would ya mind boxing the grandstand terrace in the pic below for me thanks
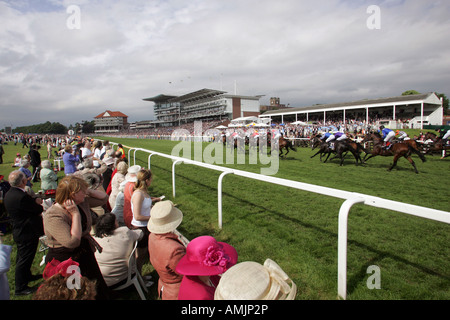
[261,92,444,130]
[140,88,261,129]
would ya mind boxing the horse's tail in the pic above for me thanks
[408,144,426,162]
[355,142,369,154]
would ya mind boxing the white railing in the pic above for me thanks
[104,140,450,300]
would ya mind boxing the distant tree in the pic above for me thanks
[402,90,421,96]
[13,122,67,134]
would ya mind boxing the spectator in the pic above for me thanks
[93,141,102,168]
[101,156,115,192]
[123,165,141,229]
[33,258,96,300]
[214,258,297,300]
[93,213,143,288]
[47,141,53,159]
[108,161,127,210]
[100,140,111,159]
[176,236,238,300]
[19,159,33,188]
[111,180,127,226]
[147,200,185,300]
[117,144,126,161]
[43,175,110,299]
[62,145,80,176]
[12,153,21,167]
[74,157,108,218]
[131,169,162,272]
[3,170,44,296]
[80,140,93,160]
[0,233,13,300]
[0,143,4,164]
[28,144,42,182]
[39,160,58,192]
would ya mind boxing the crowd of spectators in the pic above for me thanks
[0,134,296,300]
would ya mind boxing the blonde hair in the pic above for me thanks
[116,161,128,175]
[134,169,152,191]
[55,175,89,205]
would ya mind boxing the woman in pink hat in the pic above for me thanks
[176,235,238,300]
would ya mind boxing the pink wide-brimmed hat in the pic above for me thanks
[176,236,238,276]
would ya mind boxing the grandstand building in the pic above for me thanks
[260,92,444,129]
[94,110,129,133]
[140,88,261,128]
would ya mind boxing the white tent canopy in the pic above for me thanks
[291,121,308,126]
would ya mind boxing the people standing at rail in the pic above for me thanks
[379,126,395,149]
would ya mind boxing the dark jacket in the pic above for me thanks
[4,187,44,242]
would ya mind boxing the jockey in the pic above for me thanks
[320,131,332,141]
[395,130,409,141]
[326,131,347,143]
[437,128,450,139]
[379,126,395,149]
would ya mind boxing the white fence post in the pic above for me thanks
[172,160,184,198]
[337,197,365,300]
[218,171,234,229]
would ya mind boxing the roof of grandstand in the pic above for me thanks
[263,92,442,116]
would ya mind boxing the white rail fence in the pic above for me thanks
[104,141,450,300]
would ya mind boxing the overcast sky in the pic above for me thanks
[1,0,449,128]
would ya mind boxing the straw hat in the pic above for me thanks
[82,173,101,190]
[147,200,183,234]
[127,165,141,175]
[175,236,238,276]
[214,259,297,300]
[103,157,115,166]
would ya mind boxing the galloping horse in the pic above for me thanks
[362,132,426,173]
[310,136,334,162]
[310,136,366,165]
[327,140,366,166]
[274,136,297,158]
[420,132,450,157]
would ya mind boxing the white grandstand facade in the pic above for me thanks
[139,88,261,129]
[261,92,444,129]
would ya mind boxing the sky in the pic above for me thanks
[1,0,449,129]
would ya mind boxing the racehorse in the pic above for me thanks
[278,136,297,158]
[327,140,366,166]
[270,136,297,158]
[362,132,426,173]
[310,136,366,165]
[310,136,334,162]
[420,132,450,157]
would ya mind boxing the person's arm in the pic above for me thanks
[63,200,82,242]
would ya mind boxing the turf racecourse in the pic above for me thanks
[1,136,449,300]
[98,136,449,300]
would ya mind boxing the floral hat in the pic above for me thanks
[43,258,81,280]
[176,236,238,276]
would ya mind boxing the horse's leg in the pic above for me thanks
[311,150,321,158]
[388,154,401,171]
[404,155,419,173]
